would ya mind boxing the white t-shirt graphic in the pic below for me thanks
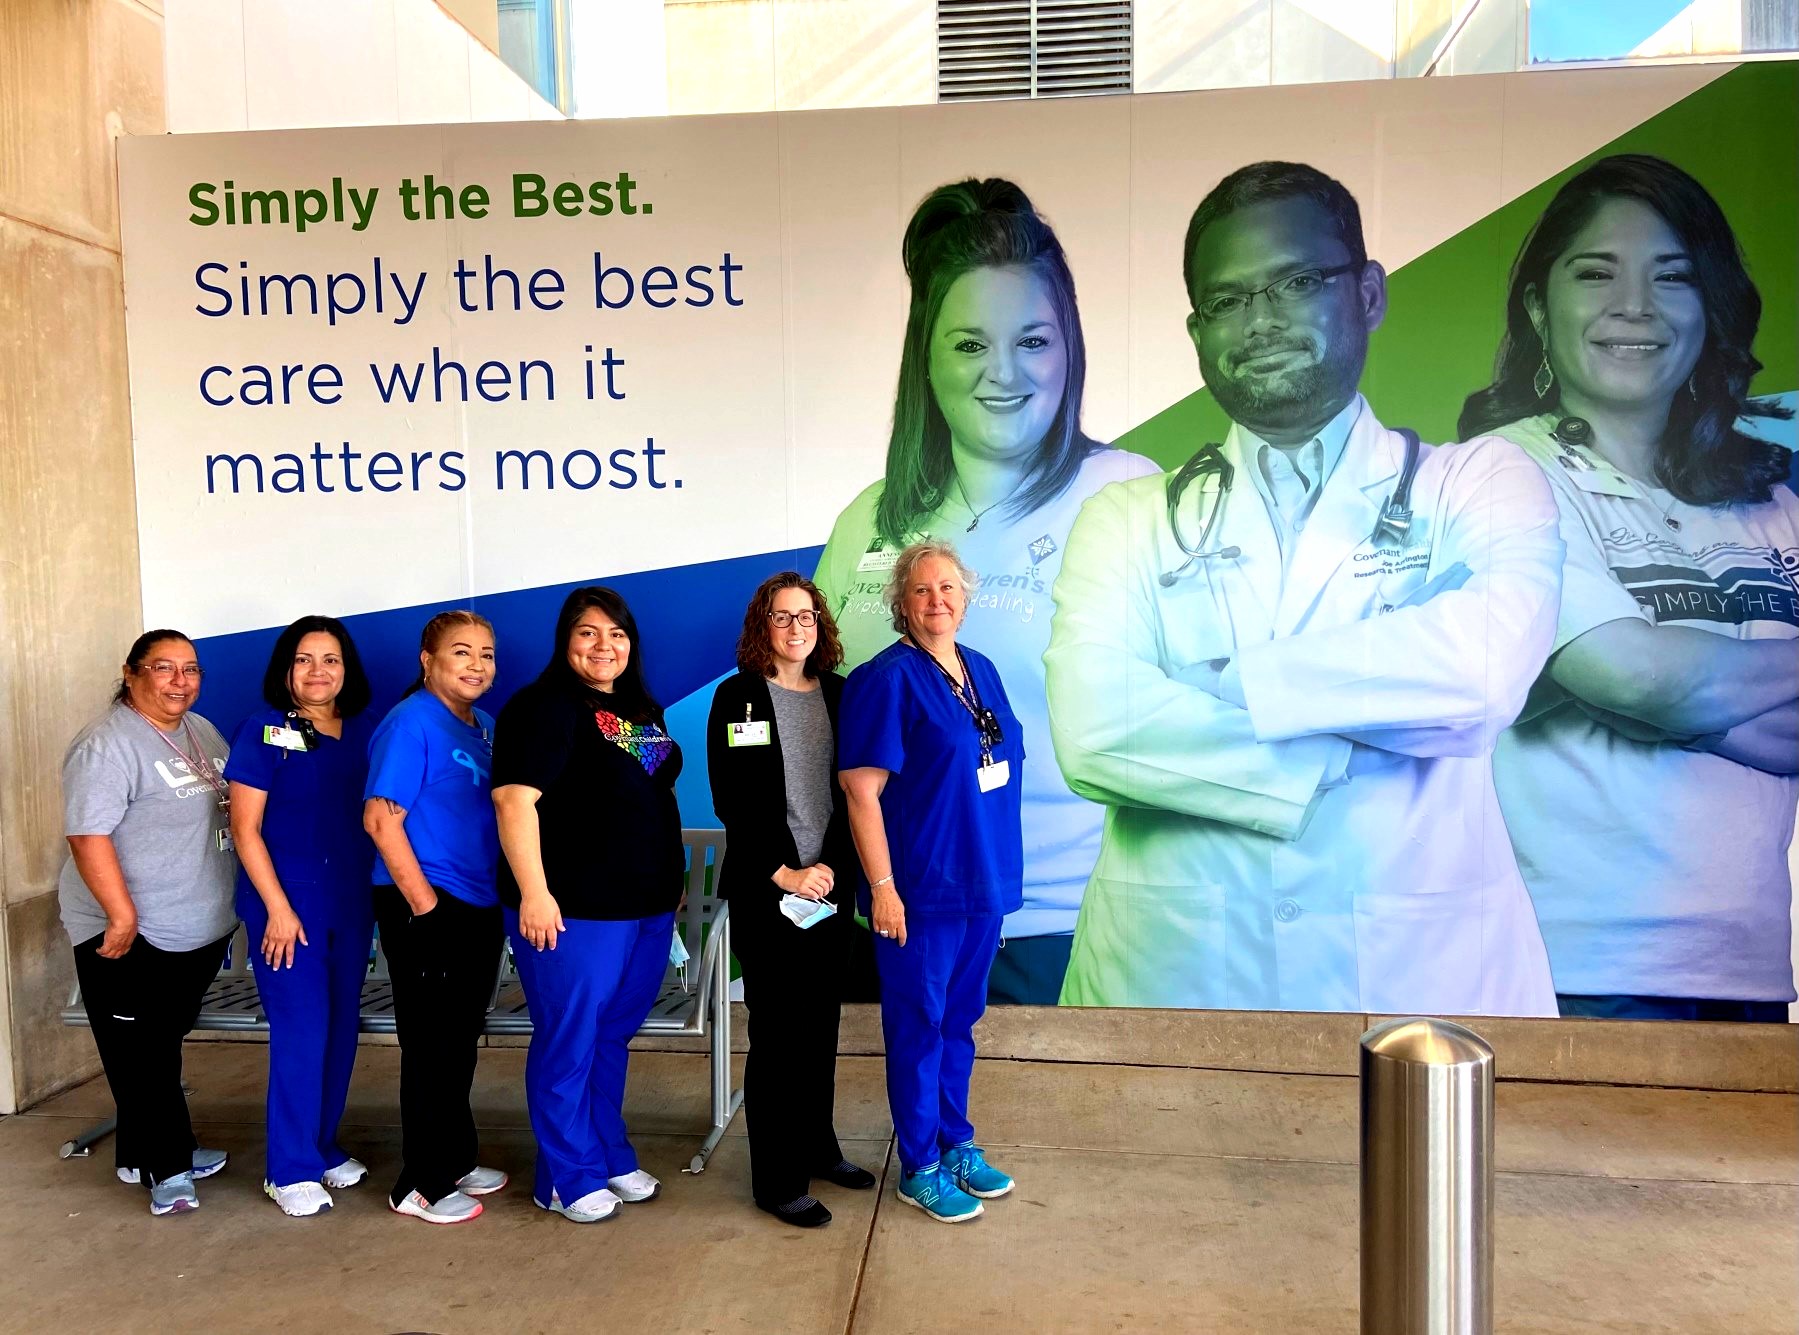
[1493,414,1799,1002]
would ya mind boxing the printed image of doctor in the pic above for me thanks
[1045,160,1566,1014]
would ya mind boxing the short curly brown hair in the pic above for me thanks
[734,572,845,679]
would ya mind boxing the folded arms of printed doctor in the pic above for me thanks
[1233,439,1564,758]
[1044,481,1348,842]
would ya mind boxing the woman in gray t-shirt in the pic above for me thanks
[60,630,238,1216]
[707,574,872,1229]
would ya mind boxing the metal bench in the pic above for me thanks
[59,829,742,1175]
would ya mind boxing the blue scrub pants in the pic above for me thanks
[240,884,372,1188]
[506,909,676,1206]
[875,913,1002,1175]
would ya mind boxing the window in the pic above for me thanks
[937,0,1133,103]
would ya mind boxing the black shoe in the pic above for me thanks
[757,1195,832,1228]
[815,1160,877,1190]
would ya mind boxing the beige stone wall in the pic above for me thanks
[0,0,164,1112]
[664,0,934,115]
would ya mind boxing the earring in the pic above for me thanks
[1533,353,1554,401]
[1687,373,1699,401]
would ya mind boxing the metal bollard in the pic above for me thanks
[1360,1017,1494,1335]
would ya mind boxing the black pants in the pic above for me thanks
[374,886,504,1205]
[734,892,848,1205]
[73,930,231,1185]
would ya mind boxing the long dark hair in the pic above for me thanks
[403,609,495,697]
[734,572,844,680]
[259,615,372,717]
[114,629,193,703]
[1458,153,1790,505]
[874,177,1104,549]
[538,586,663,724]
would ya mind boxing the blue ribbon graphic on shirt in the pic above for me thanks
[451,748,489,786]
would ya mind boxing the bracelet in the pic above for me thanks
[869,873,894,890]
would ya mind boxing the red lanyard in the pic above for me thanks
[132,708,230,809]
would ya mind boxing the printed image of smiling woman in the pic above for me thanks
[811,177,1158,1006]
[1459,152,1790,503]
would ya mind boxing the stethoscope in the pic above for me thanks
[1159,430,1425,587]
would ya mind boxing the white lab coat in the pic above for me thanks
[1045,401,1563,1015]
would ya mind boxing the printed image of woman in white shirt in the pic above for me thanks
[814,177,1155,1005]
[1462,153,1799,1022]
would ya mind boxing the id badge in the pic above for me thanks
[263,725,306,751]
[728,721,771,747]
[216,827,234,853]
[977,759,1010,793]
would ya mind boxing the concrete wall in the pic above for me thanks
[0,0,167,1114]
[163,0,562,134]
[664,0,935,115]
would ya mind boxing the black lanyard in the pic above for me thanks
[904,637,1001,763]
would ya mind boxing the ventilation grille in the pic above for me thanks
[938,0,1132,103]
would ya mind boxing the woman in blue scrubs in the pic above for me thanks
[839,539,1025,1224]
[493,588,684,1224]
[227,616,377,1218]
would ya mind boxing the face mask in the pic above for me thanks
[669,928,691,990]
[779,894,839,930]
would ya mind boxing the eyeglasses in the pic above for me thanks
[144,662,204,680]
[768,610,820,629]
[1194,262,1363,325]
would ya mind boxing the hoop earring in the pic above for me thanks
[1533,353,1554,401]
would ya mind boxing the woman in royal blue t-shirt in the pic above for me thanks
[363,610,506,1226]
[839,539,1025,1225]
[226,616,377,1219]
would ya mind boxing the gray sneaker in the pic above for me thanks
[118,1147,228,1186]
[149,1171,199,1216]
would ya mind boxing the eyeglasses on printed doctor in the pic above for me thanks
[767,610,820,628]
[143,662,204,680]
[1194,262,1363,325]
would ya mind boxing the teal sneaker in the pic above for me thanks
[944,1143,1013,1199]
[896,1164,983,1223]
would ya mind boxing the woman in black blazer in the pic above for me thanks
[708,572,875,1227]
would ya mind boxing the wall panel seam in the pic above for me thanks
[0,211,122,257]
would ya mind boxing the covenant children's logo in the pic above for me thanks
[1028,534,1058,563]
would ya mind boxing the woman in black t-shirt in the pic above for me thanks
[492,587,684,1225]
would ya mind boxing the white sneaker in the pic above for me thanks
[390,1189,482,1225]
[322,1158,367,1189]
[454,1166,508,1196]
[607,1169,661,1203]
[118,1148,228,1186]
[265,1180,333,1217]
[534,1187,621,1223]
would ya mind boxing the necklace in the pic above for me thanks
[953,475,1011,533]
[130,707,230,810]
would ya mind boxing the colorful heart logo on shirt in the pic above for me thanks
[595,709,675,775]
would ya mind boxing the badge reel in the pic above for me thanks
[974,705,1009,794]
[727,702,770,748]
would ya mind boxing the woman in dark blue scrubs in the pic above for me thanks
[226,616,377,1218]
[839,540,1025,1225]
